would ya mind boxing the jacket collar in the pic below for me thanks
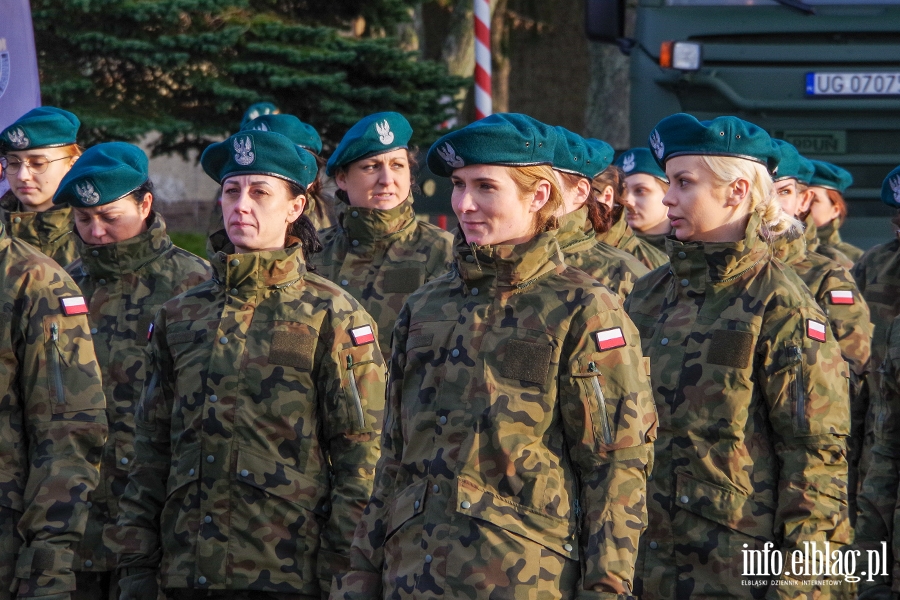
[77,212,171,279]
[803,214,820,253]
[555,206,595,254]
[770,227,807,266]
[338,194,416,251]
[817,217,843,247]
[455,229,566,295]
[1,192,73,244]
[596,208,635,248]
[208,230,307,292]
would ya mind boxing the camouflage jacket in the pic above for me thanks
[625,216,852,599]
[0,221,107,599]
[309,196,454,362]
[556,206,649,302]
[818,218,864,265]
[636,231,669,253]
[596,210,668,270]
[333,231,658,600]
[0,191,78,267]
[115,232,385,597]
[806,215,854,270]
[856,312,900,596]
[65,213,211,573]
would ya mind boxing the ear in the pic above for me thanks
[529,180,552,214]
[724,177,751,208]
[334,170,348,192]
[575,177,592,205]
[599,185,615,209]
[798,188,814,214]
[138,192,153,220]
[286,194,307,224]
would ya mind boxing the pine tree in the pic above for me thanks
[31,0,466,156]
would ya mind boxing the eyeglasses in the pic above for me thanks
[3,155,73,175]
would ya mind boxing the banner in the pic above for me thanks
[0,0,42,194]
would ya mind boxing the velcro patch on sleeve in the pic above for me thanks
[807,319,827,342]
[499,340,552,385]
[350,325,376,346]
[828,290,854,305]
[382,268,424,294]
[269,331,316,371]
[61,296,89,316]
[594,327,626,351]
[707,330,754,369]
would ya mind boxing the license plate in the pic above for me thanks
[807,72,900,96]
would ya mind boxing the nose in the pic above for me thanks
[89,219,107,242]
[661,188,676,207]
[451,187,476,217]
[232,189,253,213]
[14,164,32,181]
[376,164,393,186]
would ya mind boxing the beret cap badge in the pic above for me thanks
[437,143,465,169]
[890,174,900,205]
[75,181,101,206]
[233,136,255,167]
[649,130,664,160]
[622,153,636,172]
[375,120,394,145]
[7,128,29,149]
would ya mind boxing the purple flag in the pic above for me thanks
[0,0,41,194]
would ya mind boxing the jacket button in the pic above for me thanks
[461,501,471,509]
[439,416,447,425]
[230,259,240,267]
[86,501,93,508]
[465,255,475,263]
[219,336,228,344]
[341,280,349,286]
[90,328,98,335]
[204,515,212,523]
[84,560,93,568]
[351,211,359,218]
[120,457,129,465]
[210,395,218,402]
[678,252,686,259]
[207,455,215,463]
[451,349,460,358]
[470,288,479,296]
[91,250,100,257]
[680,279,689,287]
[198,577,207,585]
[649,541,659,549]
[414,500,420,510]
[660,338,668,346]
[240,469,249,477]
[680,495,689,504]
[647,474,653,481]
[351,239,360,247]
[424,555,433,563]
[230,288,238,295]
[13,217,21,224]
[432,484,439,494]
[563,544,573,552]
[189,469,195,476]
[98,279,107,285]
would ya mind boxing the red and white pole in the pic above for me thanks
[474,0,492,120]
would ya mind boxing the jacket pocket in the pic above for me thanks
[455,475,578,560]
[674,471,775,541]
[572,365,614,448]
[385,480,427,541]
[234,446,324,514]
[43,317,67,412]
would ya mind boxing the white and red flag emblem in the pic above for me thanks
[594,327,626,351]
[807,319,827,342]
[350,325,375,346]
[61,296,88,316]
[828,290,854,305]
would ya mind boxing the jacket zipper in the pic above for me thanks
[789,346,808,432]
[142,354,159,407]
[49,322,65,405]
[588,362,613,445]
[346,355,366,430]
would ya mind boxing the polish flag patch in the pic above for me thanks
[147,322,155,341]
[807,319,827,342]
[60,296,88,316]
[829,290,854,305]
[350,325,375,346]
[595,327,627,351]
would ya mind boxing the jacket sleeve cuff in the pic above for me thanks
[110,525,160,562]
[14,546,76,598]
[329,569,381,600]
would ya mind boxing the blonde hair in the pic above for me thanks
[699,155,802,241]
[507,164,563,236]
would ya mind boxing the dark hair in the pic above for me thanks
[130,179,155,204]
[283,179,323,262]
[592,166,627,232]
[557,170,613,234]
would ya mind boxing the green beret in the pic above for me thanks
[325,112,412,177]
[772,140,814,184]
[808,160,853,192]
[614,147,669,183]
[648,113,780,174]
[551,128,612,179]
[53,142,148,208]
[240,102,279,128]
[426,113,557,177]
[242,114,323,155]
[882,166,900,208]
[200,130,317,188]
[1,107,80,152]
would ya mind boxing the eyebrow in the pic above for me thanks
[670,170,692,179]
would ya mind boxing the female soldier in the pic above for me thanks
[334,113,656,600]
[0,106,82,265]
[589,144,668,270]
[551,126,649,301]
[115,130,386,600]
[51,142,212,599]
[626,114,851,598]
[311,112,454,362]
[615,147,671,252]
[807,160,862,267]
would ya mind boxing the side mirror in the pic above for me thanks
[585,0,625,44]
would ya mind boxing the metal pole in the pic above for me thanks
[474,0,492,120]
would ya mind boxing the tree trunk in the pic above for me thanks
[584,42,630,147]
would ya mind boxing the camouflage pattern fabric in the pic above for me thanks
[0,191,78,266]
[556,206,649,302]
[309,195,453,362]
[115,231,385,598]
[625,215,852,599]
[0,220,107,599]
[65,213,211,575]
[307,189,338,232]
[333,230,657,600]
[817,218,864,265]
[595,209,668,270]
[636,231,669,253]
[805,215,853,270]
